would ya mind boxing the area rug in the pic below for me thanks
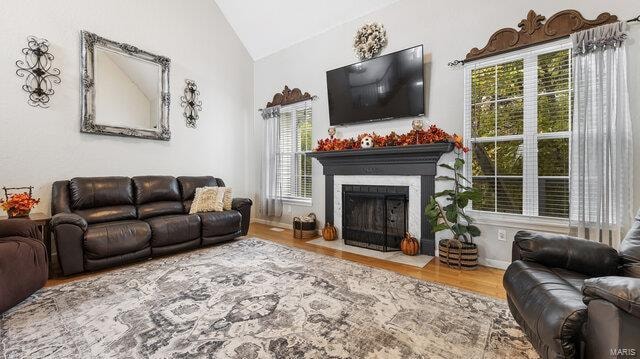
[0,238,537,359]
[307,238,433,268]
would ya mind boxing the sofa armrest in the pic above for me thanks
[232,198,252,236]
[0,219,40,239]
[232,198,253,210]
[583,277,640,318]
[51,213,87,276]
[50,213,88,231]
[513,230,619,277]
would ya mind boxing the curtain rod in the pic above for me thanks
[449,16,639,68]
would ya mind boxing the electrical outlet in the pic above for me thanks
[497,229,507,242]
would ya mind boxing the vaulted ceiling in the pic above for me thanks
[213,0,401,60]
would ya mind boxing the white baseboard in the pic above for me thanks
[251,218,294,229]
[251,218,321,235]
[479,258,510,270]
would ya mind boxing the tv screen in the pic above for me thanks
[326,45,424,126]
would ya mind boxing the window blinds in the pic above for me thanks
[277,100,313,201]
[464,40,571,218]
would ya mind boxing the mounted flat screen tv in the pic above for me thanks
[326,45,424,126]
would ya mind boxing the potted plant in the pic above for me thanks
[1,191,40,218]
[425,136,482,270]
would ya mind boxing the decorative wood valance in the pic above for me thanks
[465,10,618,62]
[266,85,314,108]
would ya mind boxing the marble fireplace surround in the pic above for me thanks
[334,176,420,247]
[308,143,454,255]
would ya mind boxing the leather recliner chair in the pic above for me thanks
[0,219,48,313]
[50,176,252,276]
[504,213,640,359]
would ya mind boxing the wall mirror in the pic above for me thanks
[80,30,171,140]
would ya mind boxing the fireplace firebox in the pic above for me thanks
[342,185,409,252]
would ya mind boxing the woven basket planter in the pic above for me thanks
[438,239,478,270]
[293,214,317,239]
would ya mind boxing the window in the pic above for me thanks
[277,103,313,203]
[464,41,571,219]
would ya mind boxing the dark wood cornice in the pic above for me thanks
[266,85,313,108]
[308,143,454,176]
[466,10,618,62]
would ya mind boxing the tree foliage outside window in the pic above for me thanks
[467,45,571,218]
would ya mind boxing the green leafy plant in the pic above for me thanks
[425,142,482,243]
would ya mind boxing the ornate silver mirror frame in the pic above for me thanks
[80,30,171,140]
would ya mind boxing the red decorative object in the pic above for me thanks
[1,191,40,218]
[314,125,467,152]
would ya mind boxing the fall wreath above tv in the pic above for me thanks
[314,125,467,152]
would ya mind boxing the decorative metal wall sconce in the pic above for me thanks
[15,36,61,107]
[180,79,202,128]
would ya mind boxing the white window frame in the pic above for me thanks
[277,102,313,205]
[463,40,572,225]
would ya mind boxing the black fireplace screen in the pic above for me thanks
[342,185,409,252]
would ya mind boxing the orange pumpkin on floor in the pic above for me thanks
[400,232,420,256]
[322,223,337,241]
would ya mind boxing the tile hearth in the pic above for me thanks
[307,238,433,268]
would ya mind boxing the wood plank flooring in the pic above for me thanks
[249,223,507,299]
[47,222,507,299]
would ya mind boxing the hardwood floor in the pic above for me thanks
[47,222,507,299]
[248,223,507,299]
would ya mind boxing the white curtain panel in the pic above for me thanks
[570,22,633,247]
[261,106,283,217]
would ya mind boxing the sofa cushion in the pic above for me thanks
[198,211,241,237]
[146,214,201,248]
[84,220,151,259]
[74,205,137,224]
[504,260,588,358]
[137,202,184,220]
[133,176,183,219]
[177,176,217,201]
[133,176,181,204]
[70,177,133,210]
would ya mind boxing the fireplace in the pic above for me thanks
[342,185,408,252]
[308,143,454,255]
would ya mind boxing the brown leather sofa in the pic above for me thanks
[0,219,49,314]
[51,176,252,276]
[504,214,640,359]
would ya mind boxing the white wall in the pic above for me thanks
[251,0,640,268]
[0,0,254,214]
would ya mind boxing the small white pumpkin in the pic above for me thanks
[360,136,374,149]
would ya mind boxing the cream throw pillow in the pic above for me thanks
[190,187,224,214]
[221,187,232,211]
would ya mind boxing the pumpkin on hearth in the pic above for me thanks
[322,223,337,241]
[400,232,420,256]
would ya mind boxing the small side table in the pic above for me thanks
[0,213,52,270]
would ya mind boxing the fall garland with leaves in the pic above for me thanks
[314,125,467,152]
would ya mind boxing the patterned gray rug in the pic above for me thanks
[0,238,537,359]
